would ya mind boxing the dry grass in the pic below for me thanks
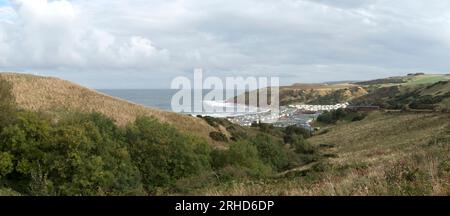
[197,112,450,195]
[0,72,221,145]
[278,85,368,105]
[309,112,448,163]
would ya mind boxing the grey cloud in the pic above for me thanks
[0,0,449,88]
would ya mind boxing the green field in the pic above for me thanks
[406,75,450,85]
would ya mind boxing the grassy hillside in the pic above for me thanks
[229,74,449,106]
[2,72,448,196]
[229,83,368,106]
[353,80,450,110]
[279,84,367,105]
[405,74,450,85]
[355,74,450,87]
[197,112,449,195]
[0,72,218,144]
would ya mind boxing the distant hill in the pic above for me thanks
[279,84,367,105]
[229,83,368,106]
[354,74,450,87]
[0,72,219,144]
[352,79,450,111]
[230,73,450,107]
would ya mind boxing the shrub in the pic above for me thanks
[210,149,229,169]
[317,111,336,124]
[226,141,271,177]
[0,152,13,178]
[250,134,289,171]
[384,161,433,195]
[283,125,312,144]
[125,116,212,192]
[201,116,219,127]
[173,172,218,194]
[209,131,229,142]
[0,79,14,110]
[258,123,274,133]
[291,135,315,155]
[0,111,144,195]
[284,125,311,138]
[217,165,250,181]
[317,108,367,124]
[226,125,248,141]
[351,113,366,122]
[0,79,16,129]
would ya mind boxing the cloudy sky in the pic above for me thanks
[0,0,450,88]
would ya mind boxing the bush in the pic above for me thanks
[0,152,13,178]
[0,111,144,195]
[317,111,336,124]
[0,79,14,110]
[284,125,311,138]
[216,165,251,181]
[209,131,229,142]
[226,141,271,177]
[125,116,212,192]
[351,113,366,122]
[200,116,219,127]
[226,125,248,141]
[0,79,16,129]
[250,134,289,171]
[210,149,229,169]
[258,123,274,133]
[384,161,432,195]
[317,108,367,124]
[291,135,315,155]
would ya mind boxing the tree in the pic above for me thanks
[291,135,315,154]
[0,79,16,129]
[226,141,271,177]
[0,152,13,178]
[0,111,144,195]
[250,134,289,171]
[209,131,229,142]
[284,125,311,138]
[125,116,212,192]
[49,121,143,195]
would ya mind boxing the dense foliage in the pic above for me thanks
[0,111,144,195]
[209,131,229,142]
[317,108,367,124]
[125,117,212,193]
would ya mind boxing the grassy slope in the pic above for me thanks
[230,74,449,107]
[280,84,368,105]
[352,75,450,109]
[356,74,450,87]
[0,72,220,145]
[229,83,368,106]
[309,112,449,164]
[199,112,449,195]
[406,74,450,85]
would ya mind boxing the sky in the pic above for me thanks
[0,0,450,88]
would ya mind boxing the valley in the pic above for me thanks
[0,72,449,196]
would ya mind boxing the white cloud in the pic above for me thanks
[0,0,169,70]
[0,0,450,88]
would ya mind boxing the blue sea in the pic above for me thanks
[98,89,316,127]
[98,89,178,111]
[97,89,257,117]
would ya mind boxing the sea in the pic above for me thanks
[97,89,265,117]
